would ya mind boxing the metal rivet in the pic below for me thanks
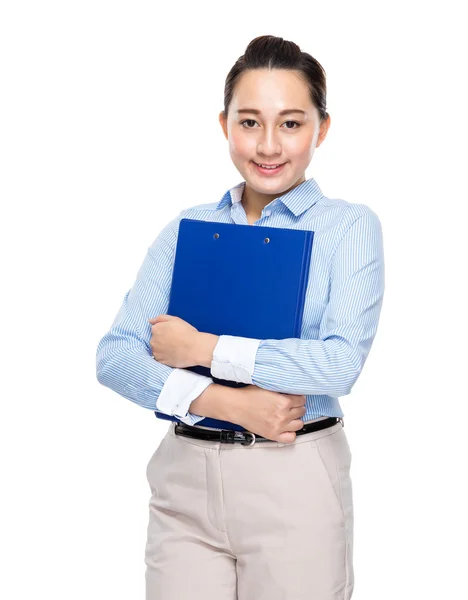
[214,233,219,239]
[264,237,270,243]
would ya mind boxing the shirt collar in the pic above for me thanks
[215,176,324,217]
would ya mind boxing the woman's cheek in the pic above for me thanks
[230,131,254,156]
[288,135,316,162]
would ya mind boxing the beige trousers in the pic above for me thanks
[145,419,354,599]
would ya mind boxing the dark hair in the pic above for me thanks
[222,35,329,123]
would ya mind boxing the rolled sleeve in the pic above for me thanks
[156,368,213,425]
[210,335,262,384]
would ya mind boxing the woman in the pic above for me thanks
[96,35,385,600]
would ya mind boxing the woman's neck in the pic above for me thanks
[241,177,306,218]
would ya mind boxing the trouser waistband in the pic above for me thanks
[174,417,343,447]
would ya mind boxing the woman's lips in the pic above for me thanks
[252,161,286,175]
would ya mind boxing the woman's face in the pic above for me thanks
[219,68,330,194]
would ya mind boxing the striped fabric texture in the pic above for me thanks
[96,177,385,425]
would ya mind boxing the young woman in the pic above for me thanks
[96,35,385,600]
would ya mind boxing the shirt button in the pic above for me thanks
[265,211,271,216]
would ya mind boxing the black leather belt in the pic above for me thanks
[174,417,343,447]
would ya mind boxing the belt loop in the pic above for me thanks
[338,417,344,427]
[220,430,235,444]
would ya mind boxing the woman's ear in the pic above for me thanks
[219,111,228,140]
[316,114,331,148]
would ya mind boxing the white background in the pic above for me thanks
[1,1,467,598]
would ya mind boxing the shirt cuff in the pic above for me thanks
[156,368,213,425]
[210,335,261,384]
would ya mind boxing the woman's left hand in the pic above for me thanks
[148,315,199,368]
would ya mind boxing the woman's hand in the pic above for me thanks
[148,315,199,368]
[235,385,307,444]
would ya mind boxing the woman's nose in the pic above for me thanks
[257,131,281,155]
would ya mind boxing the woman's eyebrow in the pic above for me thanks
[236,108,306,116]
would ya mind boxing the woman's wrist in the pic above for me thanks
[194,332,220,368]
[189,383,246,423]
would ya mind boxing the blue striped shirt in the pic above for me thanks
[96,176,385,426]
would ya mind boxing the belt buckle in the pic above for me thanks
[240,431,256,447]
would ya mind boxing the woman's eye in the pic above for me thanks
[283,120,300,129]
[240,119,258,128]
[239,120,300,129]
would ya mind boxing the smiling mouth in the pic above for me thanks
[253,161,286,168]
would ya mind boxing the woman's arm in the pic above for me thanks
[193,207,385,397]
[96,210,213,425]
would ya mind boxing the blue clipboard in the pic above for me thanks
[155,218,314,430]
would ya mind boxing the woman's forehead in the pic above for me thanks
[230,71,315,119]
[231,69,313,107]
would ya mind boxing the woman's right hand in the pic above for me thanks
[233,385,307,444]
